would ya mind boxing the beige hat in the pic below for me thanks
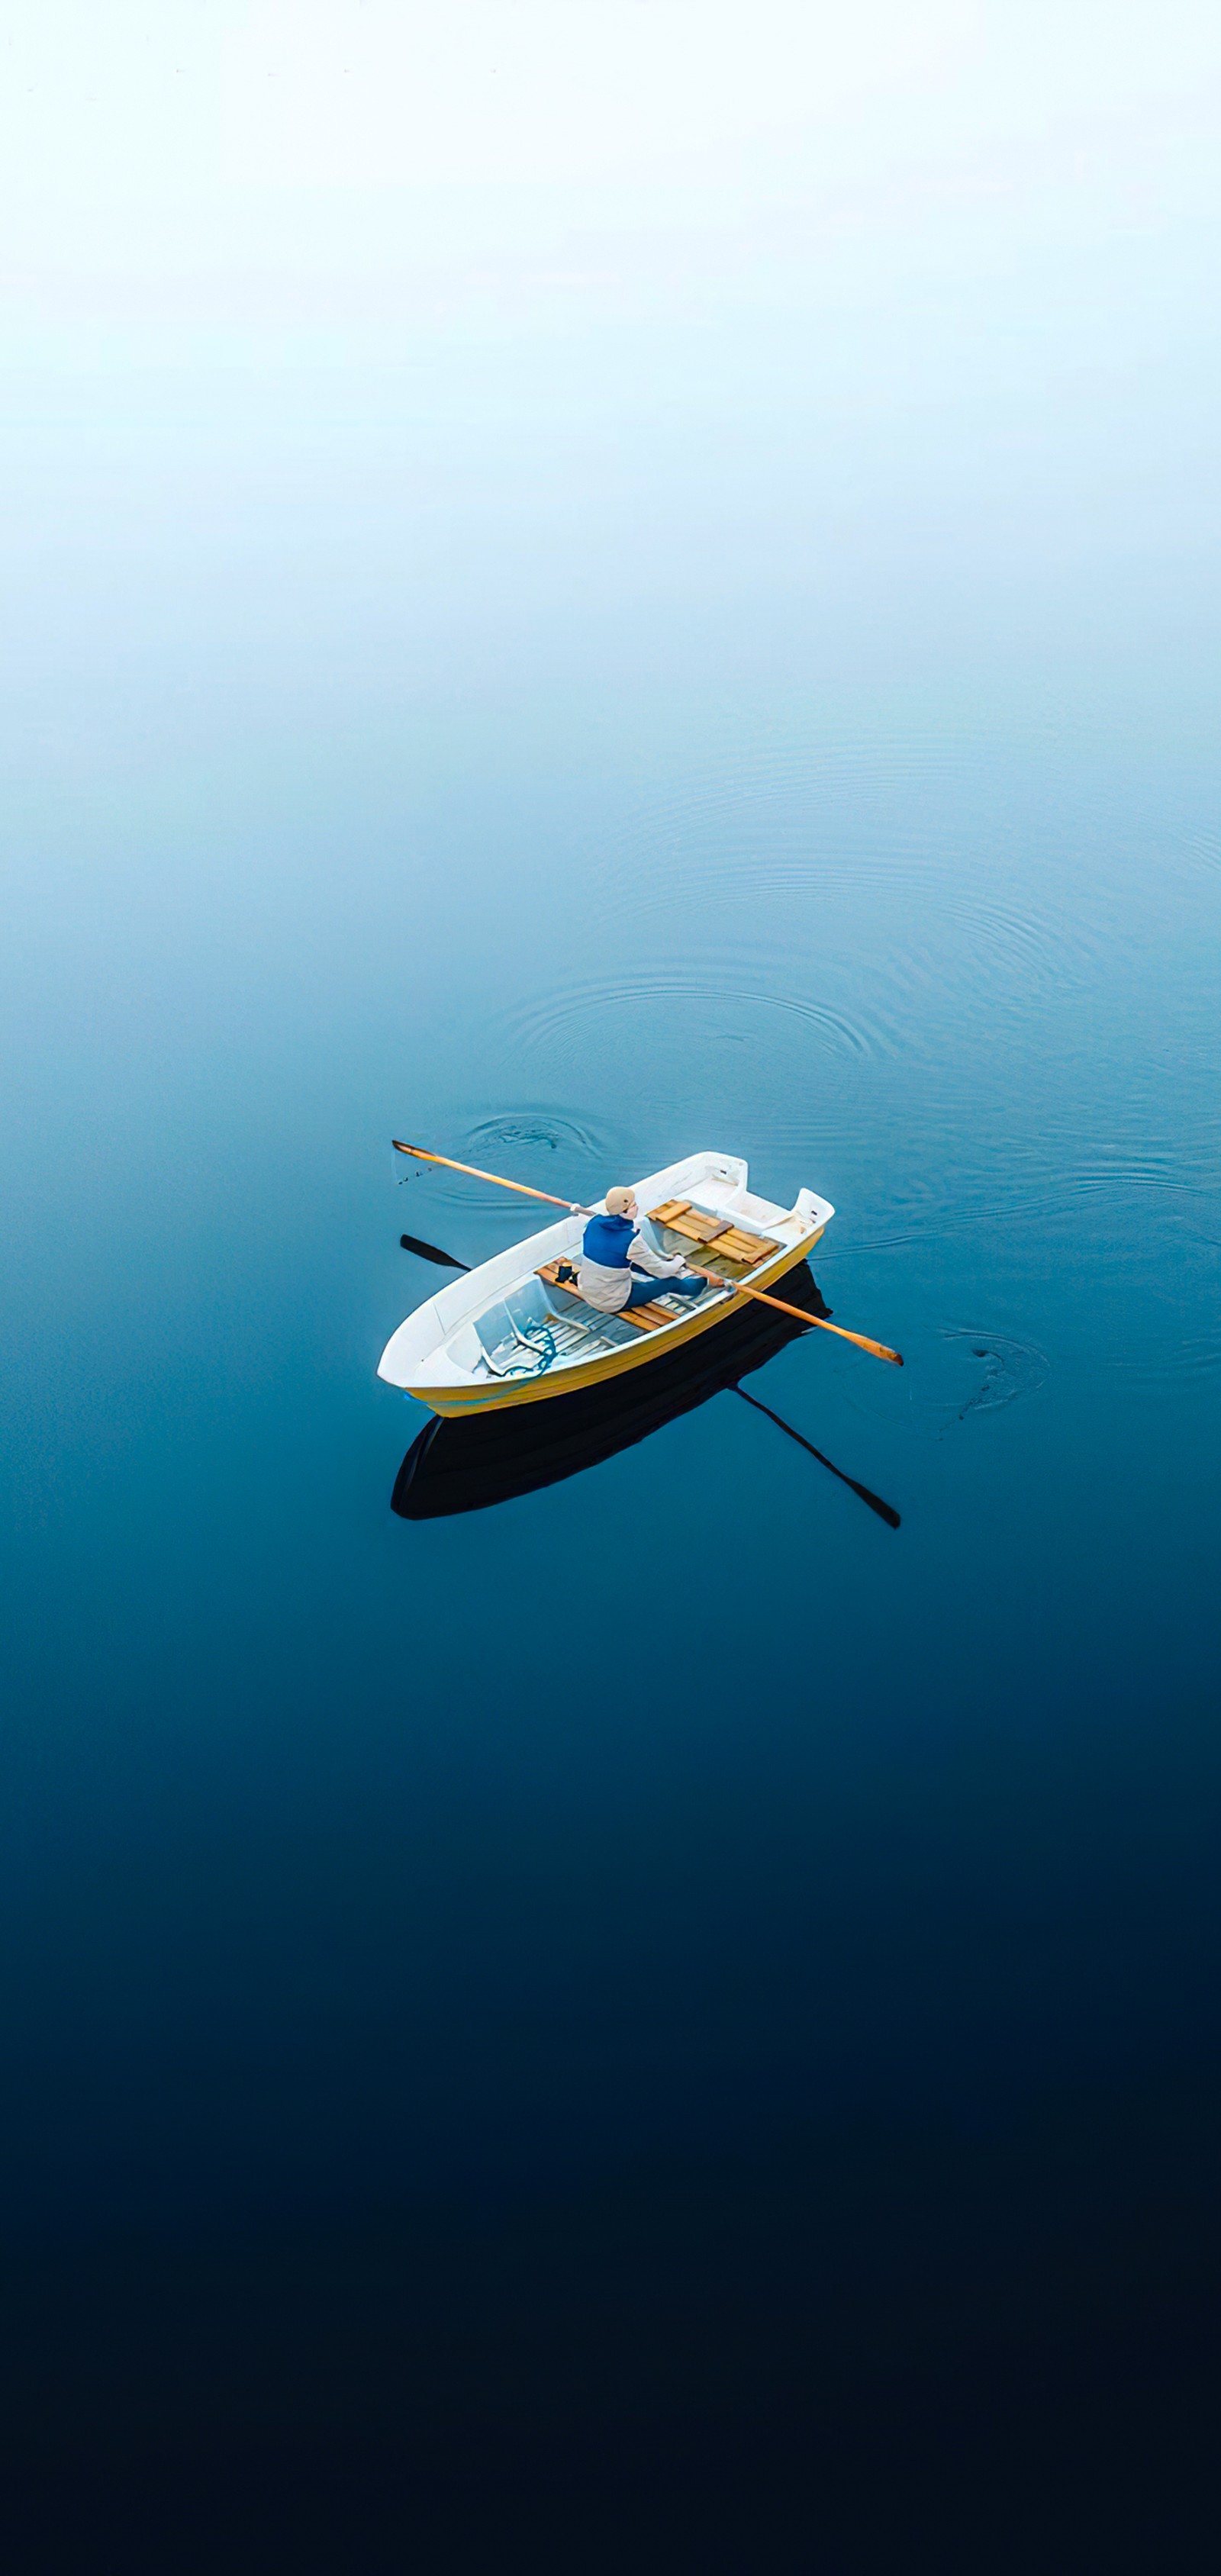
[604,1184,635,1216]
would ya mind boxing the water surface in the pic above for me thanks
[3,21,1220,2566]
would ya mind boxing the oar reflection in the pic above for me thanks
[399,1233,470,1271]
[729,1384,900,1528]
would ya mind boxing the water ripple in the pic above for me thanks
[831,1319,1050,1441]
[396,1106,618,1218]
[846,1164,1221,1256]
[466,1109,610,1160]
[942,1328,1050,1420]
[1107,1335,1221,1381]
[586,736,1113,1014]
[1175,826,1221,877]
[495,972,885,1073]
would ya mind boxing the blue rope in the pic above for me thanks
[498,1318,557,1378]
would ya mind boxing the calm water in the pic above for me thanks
[4,33,1221,2568]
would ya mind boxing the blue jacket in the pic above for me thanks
[582,1212,636,1269]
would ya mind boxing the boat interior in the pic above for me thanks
[463,1261,711,1384]
[377,1154,832,1397]
[447,1170,810,1386]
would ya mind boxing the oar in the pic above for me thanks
[687,1264,903,1366]
[400,1232,471,1272]
[730,1385,900,1528]
[393,1139,588,1216]
[391,1138,902,1367]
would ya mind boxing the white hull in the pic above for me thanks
[378,1151,833,1418]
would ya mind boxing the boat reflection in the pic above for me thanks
[392,1263,840,1520]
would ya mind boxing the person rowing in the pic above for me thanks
[576,1183,706,1315]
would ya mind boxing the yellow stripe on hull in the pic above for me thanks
[412,1231,825,1418]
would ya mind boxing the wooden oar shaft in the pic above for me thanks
[689,1267,903,1366]
[391,1138,903,1366]
[392,1139,587,1215]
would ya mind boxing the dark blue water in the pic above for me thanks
[4,26,1221,2567]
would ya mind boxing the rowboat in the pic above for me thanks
[392,1261,830,1514]
[377,1149,833,1418]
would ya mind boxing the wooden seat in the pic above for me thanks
[648,1196,730,1244]
[535,1257,686,1335]
[699,1225,781,1267]
[647,1199,779,1267]
[620,1298,681,1332]
[536,1257,583,1295]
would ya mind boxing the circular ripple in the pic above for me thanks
[396,1106,620,1222]
[940,1328,1050,1421]
[466,1109,610,1159]
[834,1321,1049,1439]
[581,720,1132,1074]
[495,974,883,1075]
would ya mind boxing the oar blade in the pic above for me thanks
[687,1265,901,1365]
